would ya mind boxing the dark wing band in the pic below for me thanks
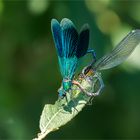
[76,24,90,58]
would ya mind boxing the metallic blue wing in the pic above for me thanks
[76,24,90,58]
[60,18,78,79]
[51,19,63,57]
[51,18,78,79]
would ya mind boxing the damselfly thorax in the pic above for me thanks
[58,78,72,98]
[62,78,72,91]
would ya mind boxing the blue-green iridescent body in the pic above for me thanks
[51,18,94,97]
[58,80,72,97]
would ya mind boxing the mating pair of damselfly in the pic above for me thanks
[51,18,140,99]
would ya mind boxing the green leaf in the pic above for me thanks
[33,72,102,140]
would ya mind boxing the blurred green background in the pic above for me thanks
[0,0,140,139]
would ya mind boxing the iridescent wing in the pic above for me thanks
[93,30,140,71]
[76,24,90,58]
[51,19,63,56]
[51,18,78,79]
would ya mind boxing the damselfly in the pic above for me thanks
[75,29,140,96]
[51,18,96,98]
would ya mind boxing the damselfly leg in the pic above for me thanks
[72,72,104,97]
[58,88,69,104]
[87,49,96,64]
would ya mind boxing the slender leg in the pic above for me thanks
[91,73,104,96]
[58,88,69,104]
[87,49,96,63]
[72,80,96,97]
[72,73,104,97]
[87,97,94,105]
[65,93,69,103]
